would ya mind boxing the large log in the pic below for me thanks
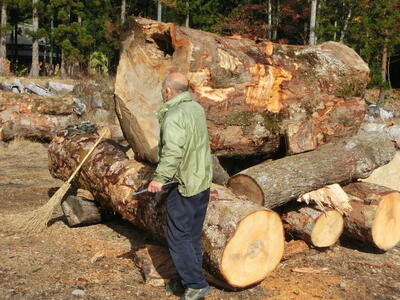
[228,134,396,208]
[0,92,75,141]
[342,182,400,251]
[48,133,285,289]
[115,18,368,163]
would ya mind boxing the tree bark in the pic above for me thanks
[157,1,162,22]
[185,0,189,28]
[267,0,272,40]
[309,0,317,45]
[0,1,8,76]
[342,182,400,251]
[228,134,396,208]
[0,92,75,141]
[30,0,40,77]
[272,0,280,41]
[115,18,369,163]
[121,0,126,24]
[339,6,352,43]
[283,207,344,247]
[48,133,285,289]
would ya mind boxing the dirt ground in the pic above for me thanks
[0,139,399,300]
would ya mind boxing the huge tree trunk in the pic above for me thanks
[342,182,400,251]
[0,1,8,76]
[30,0,40,77]
[283,207,344,248]
[228,134,396,208]
[48,133,285,289]
[0,92,74,141]
[115,18,369,163]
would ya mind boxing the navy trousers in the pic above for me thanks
[166,186,210,289]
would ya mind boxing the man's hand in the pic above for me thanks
[147,181,164,193]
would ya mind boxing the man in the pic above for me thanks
[147,72,213,300]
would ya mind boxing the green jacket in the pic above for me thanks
[153,91,212,197]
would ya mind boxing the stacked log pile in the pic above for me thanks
[44,18,400,290]
[0,92,75,141]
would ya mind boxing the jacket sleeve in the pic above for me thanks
[153,112,186,183]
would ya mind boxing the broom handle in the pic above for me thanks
[66,131,107,184]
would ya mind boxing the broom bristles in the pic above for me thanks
[12,183,71,234]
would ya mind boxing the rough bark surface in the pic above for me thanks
[342,182,400,251]
[228,134,396,208]
[48,133,284,288]
[0,92,75,141]
[115,17,368,163]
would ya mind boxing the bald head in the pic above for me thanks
[162,72,189,102]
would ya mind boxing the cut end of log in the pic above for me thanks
[372,192,400,250]
[228,175,264,206]
[311,210,344,248]
[220,210,284,288]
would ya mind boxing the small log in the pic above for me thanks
[25,82,53,97]
[342,182,400,251]
[134,244,241,291]
[283,207,344,248]
[61,195,105,227]
[48,81,75,94]
[115,18,368,163]
[228,134,396,208]
[48,133,285,289]
[134,244,178,287]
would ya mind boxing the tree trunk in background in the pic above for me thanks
[30,0,39,77]
[309,0,317,45]
[115,18,370,163]
[157,1,162,22]
[48,133,285,289]
[267,0,272,40]
[0,1,8,76]
[228,134,396,208]
[121,0,126,23]
[272,0,280,41]
[185,0,189,28]
[49,16,53,75]
[342,182,400,251]
[340,6,352,43]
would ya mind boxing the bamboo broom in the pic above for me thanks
[16,130,107,234]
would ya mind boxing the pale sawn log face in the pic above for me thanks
[228,134,396,209]
[115,18,368,162]
[48,134,284,288]
[342,182,400,251]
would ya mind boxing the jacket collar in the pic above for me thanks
[156,91,192,122]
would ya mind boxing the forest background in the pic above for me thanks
[0,0,399,90]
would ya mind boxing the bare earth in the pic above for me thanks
[0,140,399,300]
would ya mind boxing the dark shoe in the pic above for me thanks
[165,279,186,295]
[180,286,211,300]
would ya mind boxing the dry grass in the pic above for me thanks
[6,137,46,157]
